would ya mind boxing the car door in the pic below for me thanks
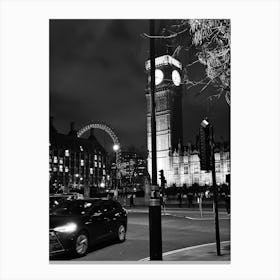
[86,205,107,243]
[100,201,118,237]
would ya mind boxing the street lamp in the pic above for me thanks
[113,144,119,151]
[113,143,120,199]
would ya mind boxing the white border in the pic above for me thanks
[0,0,280,280]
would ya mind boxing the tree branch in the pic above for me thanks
[141,26,189,40]
[185,59,200,67]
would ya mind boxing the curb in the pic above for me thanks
[139,241,230,261]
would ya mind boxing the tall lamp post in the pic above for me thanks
[113,144,120,199]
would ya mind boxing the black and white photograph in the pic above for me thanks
[1,0,280,279]
[49,19,231,262]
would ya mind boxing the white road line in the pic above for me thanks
[128,210,230,220]
[139,240,230,261]
[184,216,230,221]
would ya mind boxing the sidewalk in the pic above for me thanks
[140,241,230,262]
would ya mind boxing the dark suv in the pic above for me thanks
[49,199,127,257]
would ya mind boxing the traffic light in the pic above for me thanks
[199,118,211,171]
[159,170,166,187]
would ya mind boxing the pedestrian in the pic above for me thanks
[177,192,182,207]
[129,193,134,207]
[198,192,203,217]
[187,192,193,208]
[225,193,230,214]
[161,193,167,214]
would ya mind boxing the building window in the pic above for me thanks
[94,161,97,168]
[194,165,199,174]
[65,150,69,157]
[184,165,188,174]
[174,167,179,175]
[99,162,101,168]
[53,167,57,172]
[94,155,97,160]
[59,158,63,164]
[81,160,84,166]
[59,165,63,172]
[53,156,57,164]
[216,163,221,172]
[90,168,93,174]
[65,167,69,173]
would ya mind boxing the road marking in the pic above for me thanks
[139,240,230,261]
[184,216,230,221]
[127,209,230,220]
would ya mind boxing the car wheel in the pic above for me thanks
[116,224,126,242]
[74,231,89,257]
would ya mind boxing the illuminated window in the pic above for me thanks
[81,160,84,166]
[53,167,57,172]
[65,150,69,157]
[94,155,97,160]
[99,162,101,168]
[94,161,97,167]
[216,163,221,172]
[59,158,63,164]
[53,156,57,163]
[103,169,106,175]
[59,165,63,172]
[65,167,69,173]
[80,146,84,152]
[90,168,93,174]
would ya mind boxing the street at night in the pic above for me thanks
[51,208,230,261]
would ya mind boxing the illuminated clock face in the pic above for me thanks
[172,70,181,86]
[155,69,164,85]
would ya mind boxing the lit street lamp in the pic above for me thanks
[113,143,120,199]
[113,144,119,152]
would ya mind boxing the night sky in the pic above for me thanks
[50,19,230,152]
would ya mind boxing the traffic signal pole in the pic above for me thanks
[148,19,162,261]
[211,125,221,256]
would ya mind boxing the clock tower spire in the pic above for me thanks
[145,55,183,185]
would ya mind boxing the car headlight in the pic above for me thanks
[54,222,77,233]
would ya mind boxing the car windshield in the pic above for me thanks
[51,200,98,216]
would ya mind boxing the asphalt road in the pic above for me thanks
[62,209,230,261]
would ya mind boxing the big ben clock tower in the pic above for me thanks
[145,55,183,185]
